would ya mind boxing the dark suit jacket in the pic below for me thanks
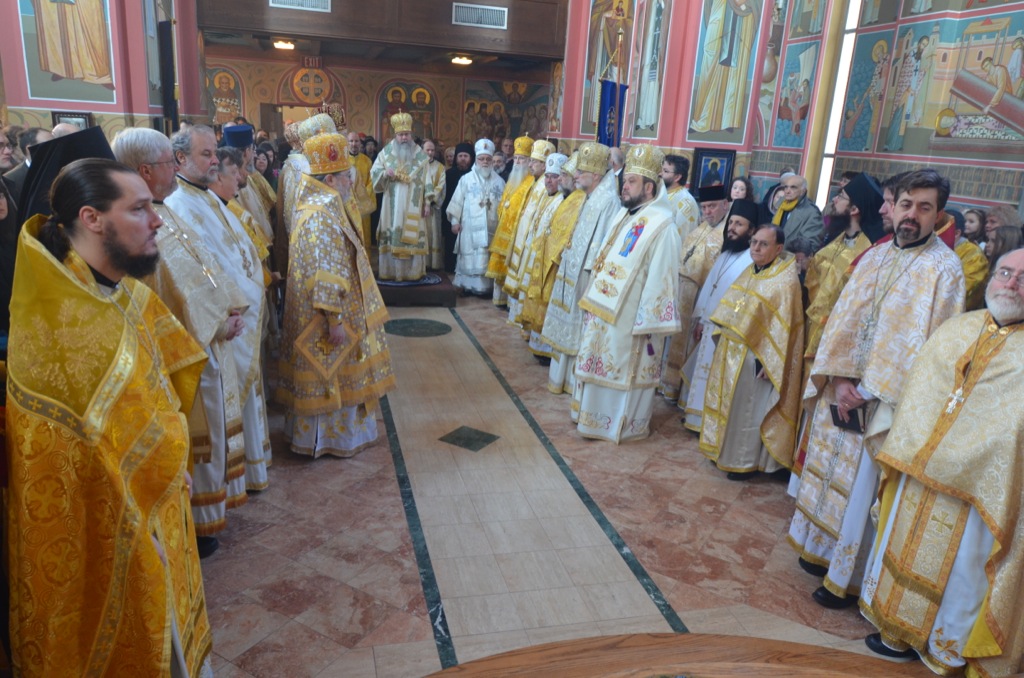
[2,162,28,208]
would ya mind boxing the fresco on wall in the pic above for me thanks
[465,80,551,146]
[789,0,826,38]
[756,3,787,145]
[549,62,565,134]
[630,0,672,138]
[838,31,895,152]
[773,41,820,148]
[580,0,635,137]
[378,82,437,140]
[877,21,944,152]
[18,0,115,102]
[902,0,1020,18]
[688,0,762,144]
[143,0,167,107]
[860,0,900,26]
[209,67,244,125]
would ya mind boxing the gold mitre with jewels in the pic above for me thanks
[530,139,555,162]
[513,134,533,156]
[624,144,664,182]
[304,132,351,175]
[576,141,610,175]
[391,111,413,134]
[298,113,337,143]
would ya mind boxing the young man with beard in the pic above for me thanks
[441,142,474,273]
[701,224,804,480]
[371,113,434,281]
[681,198,757,432]
[278,130,395,457]
[422,139,447,270]
[661,154,700,239]
[7,159,212,676]
[573,144,680,442]
[448,139,506,295]
[858,249,1024,673]
[788,169,965,611]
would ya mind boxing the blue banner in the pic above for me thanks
[597,79,628,147]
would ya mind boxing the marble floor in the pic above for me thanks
[202,297,881,678]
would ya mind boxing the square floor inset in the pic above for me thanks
[439,426,499,452]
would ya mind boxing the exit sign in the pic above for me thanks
[302,56,323,69]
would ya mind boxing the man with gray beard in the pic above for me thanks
[857,248,1024,673]
[371,112,434,281]
[448,139,506,295]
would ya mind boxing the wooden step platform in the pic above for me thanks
[429,633,934,677]
[378,272,458,308]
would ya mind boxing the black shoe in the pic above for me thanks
[812,585,857,609]
[864,633,918,661]
[770,468,792,482]
[798,557,829,577]
[196,535,220,559]
[726,471,757,481]
[535,355,551,366]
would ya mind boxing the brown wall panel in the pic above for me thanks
[197,0,567,59]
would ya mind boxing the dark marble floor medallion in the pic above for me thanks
[384,318,453,337]
[438,425,499,452]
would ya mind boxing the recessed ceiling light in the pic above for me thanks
[451,55,473,65]
[274,40,295,50]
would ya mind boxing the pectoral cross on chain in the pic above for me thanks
[733,297,747,313]
[945,387,964,414]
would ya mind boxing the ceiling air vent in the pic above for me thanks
[452,3,508,30]
[269,0,331,12]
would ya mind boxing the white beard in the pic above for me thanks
[505,163,528,193]
[394,141,415,164]
[986,288,1024,325]
[476,165,493,180]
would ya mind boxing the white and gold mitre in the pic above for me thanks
[562,151,579,175]
[304,132,351,175]
[576,141,610,175]
[624,144,664,182]
[530,139,556,162]
[298,113,337,143]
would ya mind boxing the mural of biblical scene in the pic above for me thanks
[838,31,895,153]
[209,68,243,125]
[18,0,116,103]
[902,0,1020,18]
[877,21,944,152]
[549,62,565,133]
[378,82,437,140]
[773,41,819,148]
[789,0,826,38]
[931,12,1024,159]
[630,0,672,138]
[580,0,635,137]
[688,0,762,145]
[143,0,170,107]
[464,80,551,147]
[860,0,899,26]
[756,3,787,145]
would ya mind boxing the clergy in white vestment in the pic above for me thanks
[113,127,250,548]
[273,121,306,278]
[787,169,964,611]
[447,139,506,295]
[858,250,1024,674]
[573,144,681,443]
[371,112,434,281]
[700,224,804,479]
[680,198,757,432]
[422,139,447,270]
[539,141,620,396]
[166,124,272,494]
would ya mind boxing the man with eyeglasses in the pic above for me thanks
[857,248,1024,672]
[770,173,824,271]
[0,134,16,173]
[789,169,965,612]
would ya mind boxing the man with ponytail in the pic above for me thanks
[5,158,213,676]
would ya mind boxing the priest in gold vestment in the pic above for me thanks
[278,131,396,457]
[349,131,378,249]
[521,152,586,344]
[788,170,965,609]
[700,224,804,479]
[6,160,211,677]
[859,251,1024,675]
[574,144,681,442]
[371,112,434,281]
[487,135,538,306]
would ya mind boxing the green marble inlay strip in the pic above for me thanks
[380,396,458,668]
[449,308,688,634]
